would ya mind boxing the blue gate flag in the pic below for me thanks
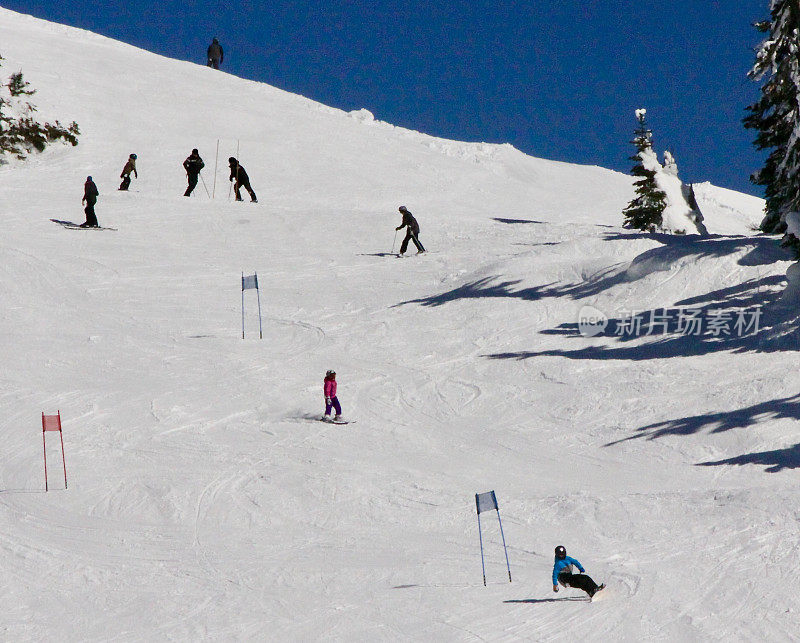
[476,490,498,514]
[242,273,258,290]
[241,271,263,339]
[475,490,511,585]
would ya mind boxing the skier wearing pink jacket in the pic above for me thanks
[323,370,343,422]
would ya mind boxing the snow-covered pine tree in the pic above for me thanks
[623,109,667,232]
[0,54,79,162]
[743,1,800,251]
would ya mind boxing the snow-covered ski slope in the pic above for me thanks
[1,7,797,641]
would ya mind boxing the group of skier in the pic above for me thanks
[78,150,258,226]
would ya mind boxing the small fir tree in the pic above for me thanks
[743,1,800,252]
[0,54,79,161]
[623,109,667,232]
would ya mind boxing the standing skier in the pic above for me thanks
[228,157,257,203]
[323,370,343,422]
[81,176,99,227]
[396,205,425,255]
[183,148,205,197]
[207,37,223,69]
[119,153,137,191]
[552,545,604,598]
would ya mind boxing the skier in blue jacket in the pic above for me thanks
[552,545,604,598]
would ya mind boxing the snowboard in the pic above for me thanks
[590,584,605,601]
[51,219,117,231]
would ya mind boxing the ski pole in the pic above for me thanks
[391,229,398,254]
[199,172,211,198]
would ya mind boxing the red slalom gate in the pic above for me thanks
[42,411,67,491]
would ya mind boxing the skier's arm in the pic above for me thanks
[552,563,560,587]
[568,557,585,574]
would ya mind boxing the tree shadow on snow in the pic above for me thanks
[493,218,546,225]
[394,235,789,308]
[696,443,800,473]
[606,394,800,446]
[485,274,800,363]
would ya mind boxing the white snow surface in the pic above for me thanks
[1,7,799,641]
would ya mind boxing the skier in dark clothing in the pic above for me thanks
[207,38,223,69]
[119,153,137,190]
[183,149,205,197]
[228,157,257,202]
[552,546,604,598]
[396,205,425,255]
[81,176,99,227]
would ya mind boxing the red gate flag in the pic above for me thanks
[42,411,68,491]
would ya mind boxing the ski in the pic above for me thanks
[51,219,117,231]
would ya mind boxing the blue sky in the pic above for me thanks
[6,0,766,196]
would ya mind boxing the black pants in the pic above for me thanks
[119,175,131,191]
[558,572,599,596]
[208,58,220,69]
[185,173,199,196]
[400,229,425,254]
[234,179,257,202]
[83,201,98,227]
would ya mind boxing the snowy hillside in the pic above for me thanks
[2,7,799,641]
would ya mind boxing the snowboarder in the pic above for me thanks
[323,370,343,422]
[396,205,425,255]
[81,176,99,227]
[119,153,137,191]
[183,148,205,197]
[552,545,604,598]
[228,157,257,202]
[207,37,223,69]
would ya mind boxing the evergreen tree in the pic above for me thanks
[743,1,800,251]
[623,109,667,232]
[0,53,79,162]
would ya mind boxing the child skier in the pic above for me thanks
[552,545,604,598]
[323,370,343,422]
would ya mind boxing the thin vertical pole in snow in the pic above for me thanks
[42,414,48,492]
[241,272,246,339]
[496,506,511,582]
[476,494,486,586]
[59,422,67,489]
[212,139,219,199]
[255,273,263,340]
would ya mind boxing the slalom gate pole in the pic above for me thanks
[59,426,67,489]
[200,173,211,198]
[476,495,486,586]
[42,425,48,492]
[241,272,245,339]
[212,139,219,199]
[255,274,263,340]
[228,139,240,201]
[496,509,511,582]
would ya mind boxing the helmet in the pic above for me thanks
[192,148,199,155]
[326,370,336,377]
[399,205,408,213]
[87,176,92,181]
[229,157,237,164]
[555,545,566,559]
[130,153,137,159]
